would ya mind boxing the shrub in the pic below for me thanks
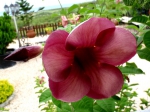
[0,80,14,104]
[0,12,16,55]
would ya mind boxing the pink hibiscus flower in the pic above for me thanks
[61,16,68,27]
[4,46,43,62]
[42,17,136,102]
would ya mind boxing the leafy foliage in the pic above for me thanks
[16,0,33,27]
[39,89,51,103]
[16,0,44,27]
[123,0,150,16]
[0,80,14,104]
[34,76,56,112]
[0,13,16,55]
[71,97,94,112]
[119,62,145,75]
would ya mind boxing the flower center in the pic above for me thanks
[74,47,97,70]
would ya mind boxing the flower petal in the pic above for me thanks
[42,30,74,82]
[61,16,68,27]
[96,27,136,65]
[86,63,123,99]
[4,46,43,61]
[66,17,115,50]
[49,63,91,102]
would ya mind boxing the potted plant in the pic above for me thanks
[0,12,16,69]
[0,80,14,108]
[44,27,53,35]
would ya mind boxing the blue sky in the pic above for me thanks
[0,0,93,16]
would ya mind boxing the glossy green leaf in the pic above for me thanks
[138,48,150,61]
[52,96,62,108]
[93,104,106,112]
[129,16,148,25]
[112,95,121,101]
[71,96,94,112]
[39,89,51,103]
[143,31,150,49]
[96,98,115,112]
[118,66,145,75]
[52,96,71,112]
[125,25,139,31]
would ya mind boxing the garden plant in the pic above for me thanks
[0,13,16,55]
[0,80,14,106]
[4,0,150,111]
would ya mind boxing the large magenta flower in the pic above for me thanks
[42,17,136,102]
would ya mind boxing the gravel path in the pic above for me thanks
[0,56,46,112]
[0,36,49,112]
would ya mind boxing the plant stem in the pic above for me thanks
[70,103,75,112]
[57,0,63,10]
[93,0,97,17]
[99,0,105,16]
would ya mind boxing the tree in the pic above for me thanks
[16,0,44,28]
[16,0,33,27]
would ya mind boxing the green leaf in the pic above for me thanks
[129,83,139,87]
[52,96,62,108]
[68,4,79,13]
[126,62,137,68]
[93,104,106,112]
[79,8,88,14]
[71,96,94,112]
[60,9,68,15]
[118,66,145,75]
[138,48,150,61]
[96,98,115,112]
[52,96,71,112]
[143,2,150,10]
[86,4,95,9]
[146,21,150,26]
[112,95,121,101]
[140,98,149,106]
[137,35,144,47]
[143,31,150,49]
[39,89,51,103]
[123,0,135,6]
[87,9,100,14]
[125,25,139,31]
[138,0,144,4]
[129,16,148,25]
